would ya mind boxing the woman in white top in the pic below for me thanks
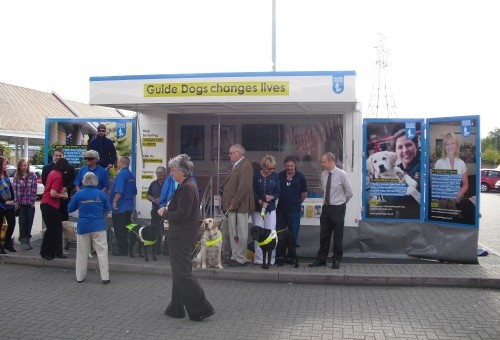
[434,132,469,201]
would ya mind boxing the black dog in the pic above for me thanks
[250,226,277,269]
[275,228,299,268]
[127,224,160,262]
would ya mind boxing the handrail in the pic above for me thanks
[200,175,213,219]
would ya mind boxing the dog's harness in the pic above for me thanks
[205,234,222,247]
[139,226,157,246]
[125,224,157,246]
[258,230,277,247]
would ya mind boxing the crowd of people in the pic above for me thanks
[2,133,357,322]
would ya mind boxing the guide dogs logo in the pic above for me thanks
[332,76,344,94]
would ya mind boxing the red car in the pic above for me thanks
[480,169,500,192]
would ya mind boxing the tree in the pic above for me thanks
[0,141,12,159]
[31,145,45,165]
[481,128,500,167]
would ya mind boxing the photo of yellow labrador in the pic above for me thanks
[366,151,420,202]
[195,218,223,270]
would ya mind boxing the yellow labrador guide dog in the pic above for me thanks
[195,218,223,270]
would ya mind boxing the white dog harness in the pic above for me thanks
[258,229,277,247]
[139,226,157,246]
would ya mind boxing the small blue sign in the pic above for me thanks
[461,120,472,137]
[332,76,344,94]
[405,122,416,139]
[116,123,126,138]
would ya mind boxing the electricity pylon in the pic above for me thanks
[366,34,397,118]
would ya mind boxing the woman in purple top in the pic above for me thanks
[13,159,37,250]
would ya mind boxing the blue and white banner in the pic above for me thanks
[362,119,425,221]
[426,116,480,228]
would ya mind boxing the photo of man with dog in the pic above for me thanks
[364,120,424,220]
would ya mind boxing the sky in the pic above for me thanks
[1,0,498,138]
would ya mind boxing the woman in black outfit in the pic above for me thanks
[160,154,214,321]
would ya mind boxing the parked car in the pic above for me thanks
[480,169,500,192]
[7,165,45,198]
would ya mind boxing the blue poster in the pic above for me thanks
[362,119,425,221]
[425,116,480,227]
[45,118,136,172]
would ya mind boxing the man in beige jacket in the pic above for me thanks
[221,144,255,266]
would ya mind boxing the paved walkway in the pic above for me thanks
[1,238,499,289]
[3,194,500,289]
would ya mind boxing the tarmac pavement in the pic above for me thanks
[2,193,500,289]
[1,264,499,340]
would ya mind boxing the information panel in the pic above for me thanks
[362,119,425,221]
[426,116,480,227]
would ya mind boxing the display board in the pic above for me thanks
[362,119,425,221]
[426,116,480,228]
[44,118,136,172]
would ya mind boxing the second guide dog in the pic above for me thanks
[126,223,160,262]
[195,218,223,269]
[250,225,277,269]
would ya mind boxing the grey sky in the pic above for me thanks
[1,0,497,137]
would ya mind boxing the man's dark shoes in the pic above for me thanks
[228,260,247,267]
[308,259,326,267]
[6,246,16,252]
[102,280,111,284]
[190,307,215,321]
[42,255,54,260]
[332,260,340,269]
[55,254,67,259]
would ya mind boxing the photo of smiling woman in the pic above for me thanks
[364,121,423,220]
[427,118,478,226]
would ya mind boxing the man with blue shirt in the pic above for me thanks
[111,156,137,256]
[73,150,109,192]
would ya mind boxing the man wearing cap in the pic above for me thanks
[73,150,109,192]
[87,124,117,169]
